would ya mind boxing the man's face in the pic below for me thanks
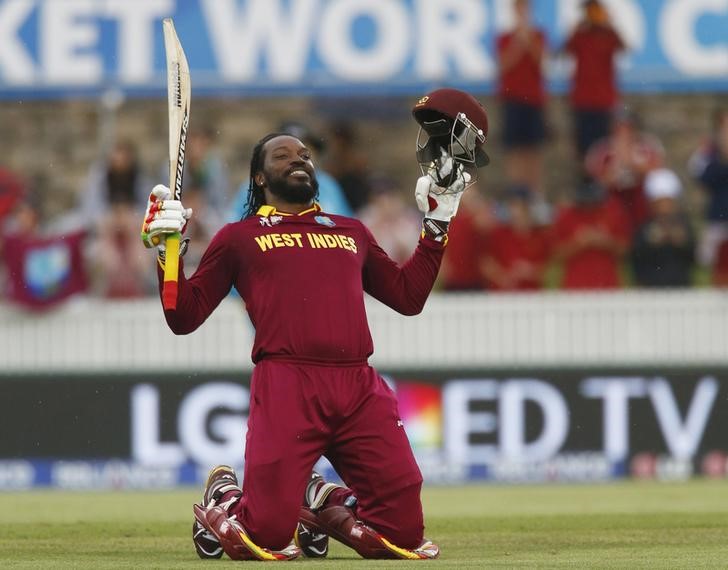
[515,0,530,22]
[257,135,318,204]
[652,197,678,218]
[585,2,609,25]
[109,144,134,172]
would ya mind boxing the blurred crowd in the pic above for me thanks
[445,0,725,293]
[1,0,728,311]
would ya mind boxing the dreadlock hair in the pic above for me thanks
[243,132,289,219]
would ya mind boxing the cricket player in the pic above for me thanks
[141,89,489,561]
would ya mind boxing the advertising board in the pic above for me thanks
[2,370,726,488]
[1,0,727,98]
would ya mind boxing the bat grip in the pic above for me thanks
[162,233,181,310]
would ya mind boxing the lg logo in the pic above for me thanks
[131,382,248,467]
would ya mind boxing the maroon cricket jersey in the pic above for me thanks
[158,204,445,365]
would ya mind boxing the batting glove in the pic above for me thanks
[415,158,471,242]
[141,184,192,251]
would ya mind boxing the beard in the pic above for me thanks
[266,172,319,204]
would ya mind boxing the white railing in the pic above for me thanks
[2,290,728,373]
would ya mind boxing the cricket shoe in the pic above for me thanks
[193,504,301,561]
[294,522,329,558]
[299,473,439,559]
[193,520,223,559]
[192,465,242,559]
[294,472,332,558]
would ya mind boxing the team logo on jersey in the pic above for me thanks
[314,215,335,228]
[259,215,283,227]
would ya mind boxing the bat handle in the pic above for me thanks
[162,232,181,310]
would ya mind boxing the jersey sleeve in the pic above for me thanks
[157,224,237,334]
[362,225,445,316]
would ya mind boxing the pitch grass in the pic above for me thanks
[1,481,727,568]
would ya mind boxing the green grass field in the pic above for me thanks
[1,481,727,568]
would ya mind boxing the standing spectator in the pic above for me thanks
[688,108,728,268]
[631,169,695,287]
[358,177,420,264]
[585,110,664,235]
[439,186,495,291]
[83,139,152,297]
[496,0,548,195]
[481,185,552,291]
[230,122,353,220]
[552,180,630,290]
[83,139,148,223]
[563,0,626,160]
[325,121,373,214]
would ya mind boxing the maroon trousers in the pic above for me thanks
[228,360,424,550]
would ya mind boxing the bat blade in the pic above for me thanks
[163,17,190,201]
[161,18,191,311]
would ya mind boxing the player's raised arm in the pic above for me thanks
[141,184,235,334]
[363,89,489,314]
[412,88,489,242]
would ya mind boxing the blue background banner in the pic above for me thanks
[0,0,726,98]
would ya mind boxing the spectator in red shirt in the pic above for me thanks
[440,186,494,291]
[712,240,728,287]
[481,185,552,291]
[496,0,548,195]
[553,180,630,289]
[585,110,664,235]
[564,0,626,160]
[0,167,24,226]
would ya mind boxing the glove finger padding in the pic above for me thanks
[414,176,434,214]
[417,168,472,243]
[415,171,472,221]
[151,183,172,201]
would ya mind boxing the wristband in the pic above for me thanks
[157,237,190,263]
[422,218,450,243]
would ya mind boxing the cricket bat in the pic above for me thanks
[162,18,191,310]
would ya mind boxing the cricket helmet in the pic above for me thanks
[412,88,489,188]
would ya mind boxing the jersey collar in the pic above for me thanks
[256,203,321,217]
